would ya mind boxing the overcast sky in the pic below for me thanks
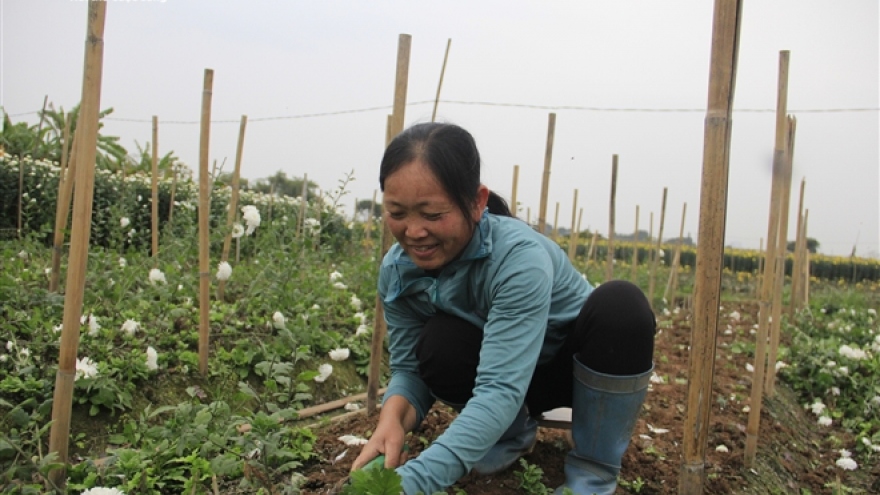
[2,0,878,257]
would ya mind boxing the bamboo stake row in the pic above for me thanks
[664,202,688,303]
[567,189,579,262]
[49,118,77,293]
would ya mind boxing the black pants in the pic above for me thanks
[415,280,656,415]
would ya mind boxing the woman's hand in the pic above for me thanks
[351,395,418,470]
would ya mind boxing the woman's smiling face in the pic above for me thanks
[382,160,486,271]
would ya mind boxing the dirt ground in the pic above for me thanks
[298,302,880,494]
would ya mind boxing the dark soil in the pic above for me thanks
[298,302,880,494]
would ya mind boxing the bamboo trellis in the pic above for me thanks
[218,115,248,301]
[664,203,688,303]
[151,116,160,263]
[567,189,579,262]
[511,164,520,217]
[49,120,77,293]
[431,38,451,122]
[630,205,640,283]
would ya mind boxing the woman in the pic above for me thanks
[351,122,655,495]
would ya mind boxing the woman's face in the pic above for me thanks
[383,160,487,271]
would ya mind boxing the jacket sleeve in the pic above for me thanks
[398,241,553,495]
[379,263,435,425]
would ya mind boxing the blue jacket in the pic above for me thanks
[379,210,593,494]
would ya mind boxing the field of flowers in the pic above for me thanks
[0,152,878,494]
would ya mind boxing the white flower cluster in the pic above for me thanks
[809,400,833,427]
[329,348,350,361]
[75,357,99,381]
[835,449,858,471]
[216,261,232,281]
[81,487,126,495]
[241,205,261,235]
[303,217,321,236]
[838,344,868,361]
[272,311,286,330]
[148,268,167,285]
[81,314,101,336]
[314,363,333,383]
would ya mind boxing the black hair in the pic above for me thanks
[379,122,512,223]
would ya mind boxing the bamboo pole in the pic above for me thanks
[151,116,159,263]
[431,38,451,122]
[567,189,579,262]
[48,2,106,487]
[630,205,640,283]
[511,165,520,217]
[218,115,247,301]
[606,154,618,282]
[587,231,598,263]
[364,189,377,247]
[368,33,411,413]
[745,49,790,467]
[678,2,742,493]
[19,95,49,238]
[665,203,688,303]
[551,202,560,241]
[537,113,556,236]
[167,166,178,226]
[802,210,810,305]
[788,179,806,316]
[765,115,796,396]
[197,68,214,376]
[49,120,76,293]
[526,207,531,227]
[648,187,668,307]
[648,212,654,265]
[297,174,309,239]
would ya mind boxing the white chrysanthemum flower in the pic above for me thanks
[5,341,13,351]
[775,361,787,371]
[333,282,348,290]
[216,261,232,281]
[810,401,826,416]
[356,324,370,336]
[53,323,63,333]
[120,217,130,228]
[835,452,857,471]
[344,402,362,412]
[715,444,729,453]
[745,363,754,373]
[839,344,867,360]
[818,416,833,426]
[304,217,321,235]
[329,348,350,361]
[868,308,877,316]
[146,346,158,371]
[350,294,362,310]
[148,268,166,285]
[329,270,343,282]
[311,304,321,310]
[831,387,841,396]
[338,435,368,446]
[314,363,333,383]
[241,205,261,235]
[81,487,126,495]
[231,223,245,239]
[272,311,286,329]
[120,319,140,337]
[649,372,666,384]
[729,311,741,321]
[75,357,99,381]
[118,257,127,267]
[81,314,100,336]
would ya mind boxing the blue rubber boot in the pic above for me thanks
[554,357,653,495]
[472,404,538,475]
